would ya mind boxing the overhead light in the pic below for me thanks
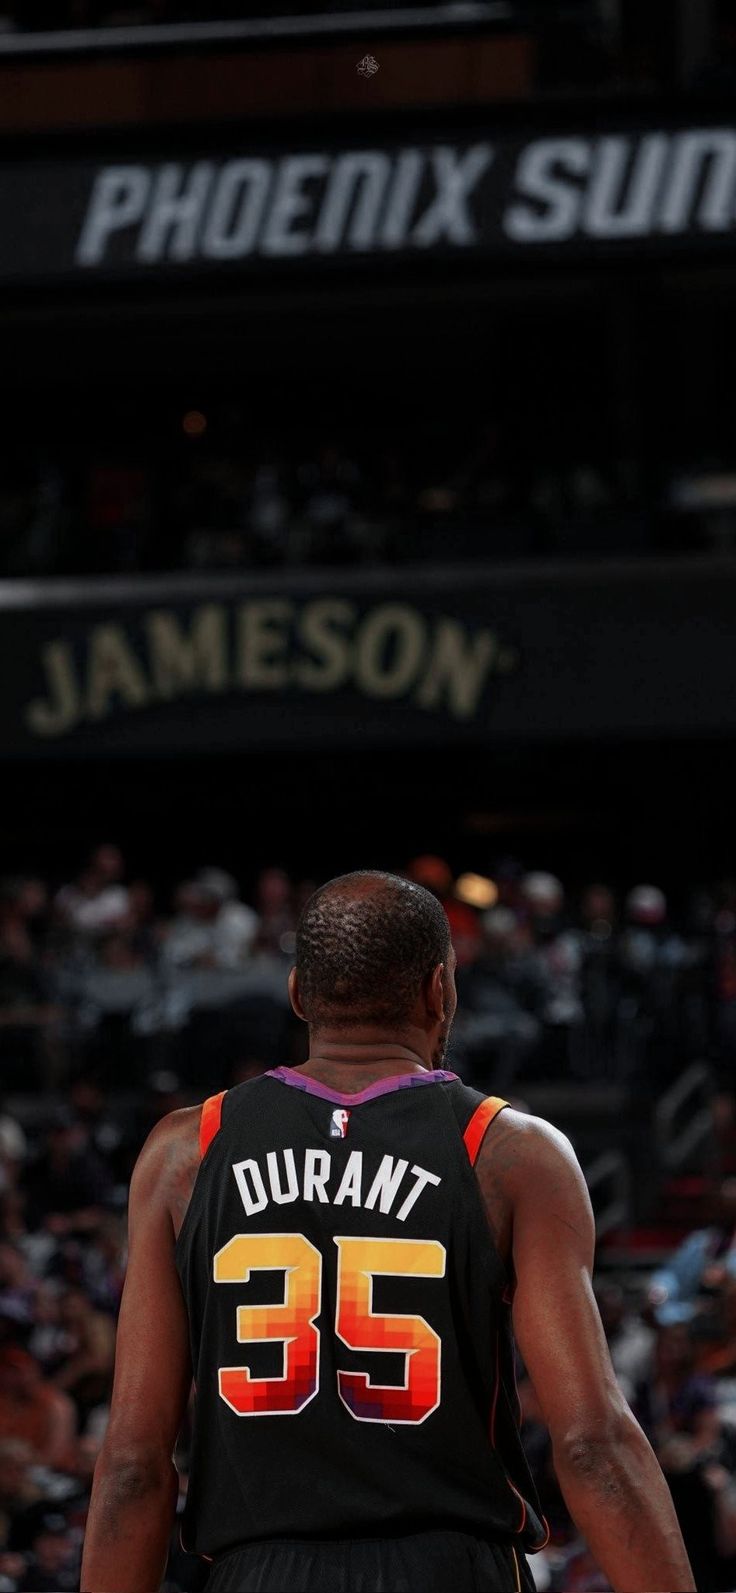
[455,872,498,909]
[182,409,207,438]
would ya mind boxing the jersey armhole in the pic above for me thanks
[463,1095,509,1166]
[199,1091,226,1159]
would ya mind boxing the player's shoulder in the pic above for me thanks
[473,1108,588,1262]
[130,1105,201,1199]
[476,1105,581,1187]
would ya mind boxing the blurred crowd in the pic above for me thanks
[2,843,735,1096]
[0,2,408,30]
[2,417,734,582]
[1,844,736,1588]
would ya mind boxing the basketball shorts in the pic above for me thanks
[205,1528,536,1592]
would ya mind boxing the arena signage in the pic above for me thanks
[23,597,515,739]
[0,562,734,757]
[5,124,736,281]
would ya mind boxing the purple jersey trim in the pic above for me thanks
[266,1066,459,1107]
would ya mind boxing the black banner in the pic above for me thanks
[0,560,733,757]
[5,125,736,282]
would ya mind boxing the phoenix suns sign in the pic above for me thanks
[25,597,518,739]
[5,124,736,285]
[74,129,736,268]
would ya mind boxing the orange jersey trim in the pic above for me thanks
[199,1090,226,1160]
[463,1095,509,1166]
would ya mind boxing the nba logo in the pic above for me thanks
[330,1109,350,1139]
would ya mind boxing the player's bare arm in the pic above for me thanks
[476,1110,695,1593]
[80,1108,200,1593]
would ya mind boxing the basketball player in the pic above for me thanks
[81,872,694,1593]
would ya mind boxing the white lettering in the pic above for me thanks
[505,138,590,242]
[303,1148,331,1203]
[201,159,272,259]
[76,166,151,266]
[395,1165,442,1223]
[266,1148,300,1205]
[412,144,492,247]
[333,1150,364,1207]
[313,152,391,252]
[381,149,424,248]
[233,1158,269,1216]
[364,1155,409,1215]
[584,135,669,238]
[659,128,736,233]
[261,155,328,256]
[137,162,214,262]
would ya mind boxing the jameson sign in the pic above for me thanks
[0,562,734,756]
[25,596,512,741]
[6,125,736,281]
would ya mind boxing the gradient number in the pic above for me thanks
[335,1236,445,1424]
[215,1232,445,1422]
[214,1232,321,1416]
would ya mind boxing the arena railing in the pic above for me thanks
[0,3,515,58]
[584,1149,633,1242]
[653,1061,716,1176]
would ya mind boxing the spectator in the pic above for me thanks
[0,1121,26,1200]
[594,1282,654,1402]
[247,459,291,563]
[195,870,258,967]
[0,1349,75,1469]
[454,906,545,1089]
[296,442,363,564]
[52,1291,115,1427]
[698,1275,736,1377]
[405,856,482,967]
[619,885,689,980]
[635,1324,732,1591]
[55,847,129,942]
[635,1323,720,1454]
[521,871,583,1029]
[27,1287,69,1381]
[162,871,257,970]
[0,1244,38,1347]
[253,867,295,959]
[648,1177,736,1324]
[0,881,59,1089]
[25,1113,113,1233]
[578,883,617,944]
[0,881,48,970]
[18,1514,79,1590]
[0,1438,43,1549]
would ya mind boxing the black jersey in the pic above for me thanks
[175,1068,547,1560]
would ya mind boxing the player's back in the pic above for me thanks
[176,1067,546,1572]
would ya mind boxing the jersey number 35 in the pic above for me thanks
[214,1232,446,1425]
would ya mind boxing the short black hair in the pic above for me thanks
[295,870,451,1028]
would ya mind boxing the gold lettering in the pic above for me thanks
[294,599,355,690]
[238,599,293,688]
[26,641,80,737]
[415,619,497,720]
[146,605,227,698]
[354,604,426,699]
[86,624,149,720]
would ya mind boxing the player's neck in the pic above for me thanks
[298,1032,435,1085]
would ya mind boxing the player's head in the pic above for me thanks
[290,870,456,1065]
